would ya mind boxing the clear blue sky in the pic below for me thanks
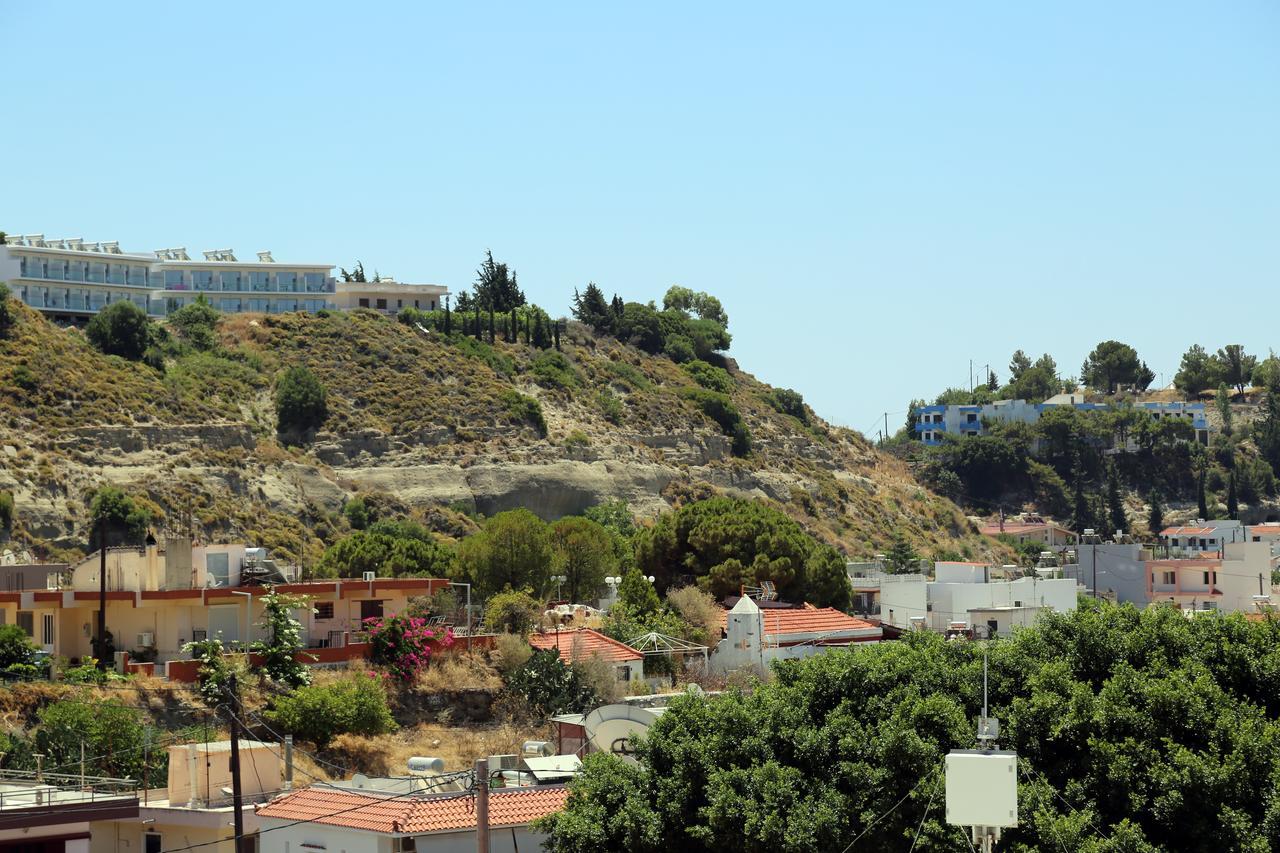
[3,2,1278,436]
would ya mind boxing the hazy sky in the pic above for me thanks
[3,2,1277,436]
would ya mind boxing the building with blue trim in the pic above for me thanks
[913,396,1209,447]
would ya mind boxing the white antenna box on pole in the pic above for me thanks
[945,750,1018,828]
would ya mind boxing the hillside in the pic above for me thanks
[0,301,1003,566]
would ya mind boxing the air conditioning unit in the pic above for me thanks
[136,632,155,648]
[362,571,376,582]
[487,754,519,772]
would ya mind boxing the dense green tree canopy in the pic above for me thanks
[316,520,454,578]
[88,484,153,547]
[85,301,152,361]
[1174,344,1219,396]
[457,508,552,598]
[168,296,220,351]
[275,365,328,435]
[550,516,617,603]
[1080,340,1152,393]
[1216,344,1257,395]
[633,497,847,606]
[542,603,1280,852]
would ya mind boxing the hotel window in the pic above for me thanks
[192,271,214,291]
[164,270,186,288]
[219,298,242,313]
[128,266,147,285]
[303,299,326,312]
[275,271,297,292]
[304,273,326,293]
[67,261,85,282]
[107,264,126,284]
[45,260,65,280]
[221,271,242,291]
[247,298,268,313]
[315,602,335,620]
[250,271,271,291]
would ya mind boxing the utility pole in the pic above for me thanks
[227,674,246,853]
[970,359,974,393]
[96,524,108,671]
[475,757,490,853]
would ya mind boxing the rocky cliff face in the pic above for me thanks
[0,304,999,565]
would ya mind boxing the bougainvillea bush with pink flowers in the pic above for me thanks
[364,613,454,683]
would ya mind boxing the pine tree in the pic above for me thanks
[884,531,920,574]
[1148,490,1164,540]
[1106,463,1127,534]
[553,319,561,351]
[444,295,451,335]
[1227,472,1239,520]
[986,370,999,392]
[1253,375,1280,478]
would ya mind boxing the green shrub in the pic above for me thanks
[88,485,153,546]
[0,283,14,337]
[680,388,751,456]
[770,387,807,423]
[597,388,624,425]
[0,490,12,531]
[275,365,328,435]
[85,301,152,361]
[506,648,601,716]
[168,297,220,351]
[265,672,396,746]
[0,624,37,676]
[343,496,371,530]
[10,365,36,392]
[501,390,547,436]
[482,589,545,636]
[564,430,591,449]
[684,360,733,394]
[663,334,695,364]
[531,350,579,389]
[30,698,164,785]
[453,336,514,377]
[603,360,651,391]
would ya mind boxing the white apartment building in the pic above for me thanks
[880,562,1079,637]
[0,234,336,319]
[331,277,449,315]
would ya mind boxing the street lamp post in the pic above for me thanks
[552,575,567,603]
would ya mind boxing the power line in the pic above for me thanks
[837,762,939,853]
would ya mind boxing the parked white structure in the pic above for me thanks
[1160,519,1246,553]
[880,563,1079,637]
[0,234,335,319]
[1070,541,1271,613]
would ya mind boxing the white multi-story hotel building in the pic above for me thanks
[0,234,337,319]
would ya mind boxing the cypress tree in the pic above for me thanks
[444,295,451,335]
[474,300,482,341]
[553,319,561,351]
[1227,472,1239,520]
[1197,467,1208,519]
[1106,463,1127,534]
[510,307,518,343]
[1148,490,1164,541]
[488,305,495,344]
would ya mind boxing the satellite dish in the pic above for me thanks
[583,704,665,760]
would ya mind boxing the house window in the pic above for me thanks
[17,611,33,637]
[394,838,417,852]
[358,298,369,308]
[966,413,977,423]
[375,298,387,310]
[1254,536,1261,542]
[41,614,54,645]
[1203,571,1210,585]
[315,602,335,620]
[360,600,384,622]
[1161,571,1175,585]
[145,834,162,853]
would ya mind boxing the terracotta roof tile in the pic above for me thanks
[719,607,880,638]
[528,628,642,663]
[1161,526,1217,536]
[257,785,569,834]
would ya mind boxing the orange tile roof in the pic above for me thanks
[528,628,642,664]
[719,607,880,638]
[257,785,569,834]
[1161,526,1216,536]
[980,522,1073,535]
[1249,525,1280,535]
